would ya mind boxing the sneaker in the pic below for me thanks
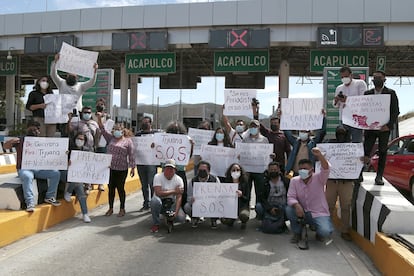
[185,214,191,223]
[150,225,159,233]
[64,192,72,202]
[191,218,199,228]
[341,232,352,241]
[290,234,301,243]
[375,176,384,185]
[83,214,91,223]
[44,197,61,206]
[98,184,105,191]
[211,220,217,229]
[26,204,35,212]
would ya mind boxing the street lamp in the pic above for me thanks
[6,47,14,60]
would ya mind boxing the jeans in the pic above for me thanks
[255,202,286,221]
[137,165,157,208]
[285,205,333,238]
[150,196,185,225]
[18,169,60,206]
[325,180,353,233]
[364,130,390,178]
[67,182,88,215]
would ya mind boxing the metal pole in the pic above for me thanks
[178,51,183,122]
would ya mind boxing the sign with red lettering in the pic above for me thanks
[154,133,191,165]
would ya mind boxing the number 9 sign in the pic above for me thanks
[154,133,192,165]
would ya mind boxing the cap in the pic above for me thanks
[164,159,176,169]
[250,120,260,127]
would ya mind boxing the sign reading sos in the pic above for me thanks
[153,133,192,165]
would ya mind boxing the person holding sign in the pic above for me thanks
[333,67,367,142]
[25,76,56,137]
[3,121,61,212]
[97,114,136,217]
[286,148,333,245]
[363,70,400,185]
[207,127,234,182]
[150,159,186,233]
[222,105,247,146]
[220,163,250,229]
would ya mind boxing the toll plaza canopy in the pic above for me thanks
[1,0,414,89]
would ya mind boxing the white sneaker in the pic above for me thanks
[64,192,72,202]
[83,214,91,223]
[185,214,191,223]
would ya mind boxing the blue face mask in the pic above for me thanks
[249,127,258,136]
[82,113,92,121]
[298,169,311,180]
[235,125,245,133]
[113,130,123,138]
[215,133,224,141]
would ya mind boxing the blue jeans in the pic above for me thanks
[18,169,60,207]
[67,182,88,215]
[255,202,286,221]
[137,165,157,208]
[150,196,185,225]
[285,205,333,238]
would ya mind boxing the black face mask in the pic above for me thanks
[141,122,150,131]
[270,125,278,131]
[198,169,208,178]
[372,78,384,88]
[27,129,39,137]
[66,75,77,86]
[269,171,280,178]
[96,105,104,112]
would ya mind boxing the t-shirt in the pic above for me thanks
[267,178,287,207]
[333,79,367,119]
[153,172,184,199]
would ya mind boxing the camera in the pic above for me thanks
[297,217,306,226]
[72,108,78,117]
[338,91,344,99]
[96,105,104,112]
[251,98,260,105]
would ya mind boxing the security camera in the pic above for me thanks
[6,51,12,60]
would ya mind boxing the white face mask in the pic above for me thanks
[298,169,311,180]
[231,171,241,179]
[341,77,351,85]
[39,81,49,90]
[299,132,309,141]
[75,139,85,148]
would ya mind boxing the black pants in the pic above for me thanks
[247,172,265,205]
[364,130,390,178]
[108,169,128,209]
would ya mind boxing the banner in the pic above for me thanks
[192,182,238,219]
[44,94,78,124]
[21,137,69,170]
[57,42,99,78]
[200,145,238,177]
[67,151,112,184]
[280,98,324,130]
[342,95,390,130]
[223,89,256,117]
[132,136,158,165]
[188,128,215,155]
[316,143,364,179]
[154,133,192,165]
[236,143,273,173]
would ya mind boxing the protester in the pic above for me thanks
[222,105,246,146]
[255,161,289,234]
[150,159,186,233]
[135,116,157,212]
[25,76,56,137]
[363,70,400,185]
[4,121,61,212]
[97,114,136,217]
[220,163,250,229]
[184,160,220,229]
[192,119,212,174]
[93,97,111,154]
[286,147,333,244]
[207,126,233,182]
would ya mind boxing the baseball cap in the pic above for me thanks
[250,120,260,127]
[164,159,176,169]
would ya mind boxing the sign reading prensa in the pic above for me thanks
[214,50,269,72]
[125,53,176,74]
[0,57,17,76]
[310,50,368,72]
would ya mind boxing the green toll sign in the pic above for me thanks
[310,50,368,72]
[0,57,17,75]
[214,50,269,73]
[125,53,176,74]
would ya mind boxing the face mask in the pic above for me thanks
[372,78,384,88]
[298,169,311,180]
[341,77,351,85]
[113,130,123,138]
[269,171,280,178]
[82,113,92,121]
[215,133,224,141]
[39,81,49,90]
[299,132,309,141]
[27,128,40,137]
[235,125,245,133]
[249,127,258,136]
[198,169,208,178]
[96,105,104,112]
[75,139,85,148]
[66,75,77,86]
[270,125,278,131]
[231,171,241,179]
[141,122,150,131]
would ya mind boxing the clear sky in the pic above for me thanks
[5,0,414,117]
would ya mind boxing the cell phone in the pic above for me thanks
[338,91,344,99]
[72,108,78,117]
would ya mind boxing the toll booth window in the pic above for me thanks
[40,36,55,53]
[24,37,40,54]
[112,33,130,51]
[148,32,168,50]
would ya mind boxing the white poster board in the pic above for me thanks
[280,98,324,130]
[132,136,158,166]
[188,128,215,155]
[67,151,112,184]
[223,89,257,117]
[316,143,364,179]
[44,94,78,124]
[21,137,69,170]
[236,143,273,173]
[192,182,238,219]
[154,133,192,165]
[200,145,238,177]
[57,42,99,78]
[342,95,390,130]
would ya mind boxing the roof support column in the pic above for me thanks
[120,63,128,109]
[279,60,290,99]
[5,75,15,130]
[130,74,138,131]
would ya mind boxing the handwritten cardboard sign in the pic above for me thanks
[67,151,112,184]
[342,94,390,130]
[154,133,192,165]
[280,98,324,130]
[188,128,215,155]
[236,143,273,173]
[316,143,364,179]
[44,94,79,124]
[132,136,158,166]
[200,145,238,177]
[21,137,69,170]
[57,42,99,78]
[223,89,257,117]
[192,182,238,219]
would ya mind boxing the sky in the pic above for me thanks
[3,0,414,117]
